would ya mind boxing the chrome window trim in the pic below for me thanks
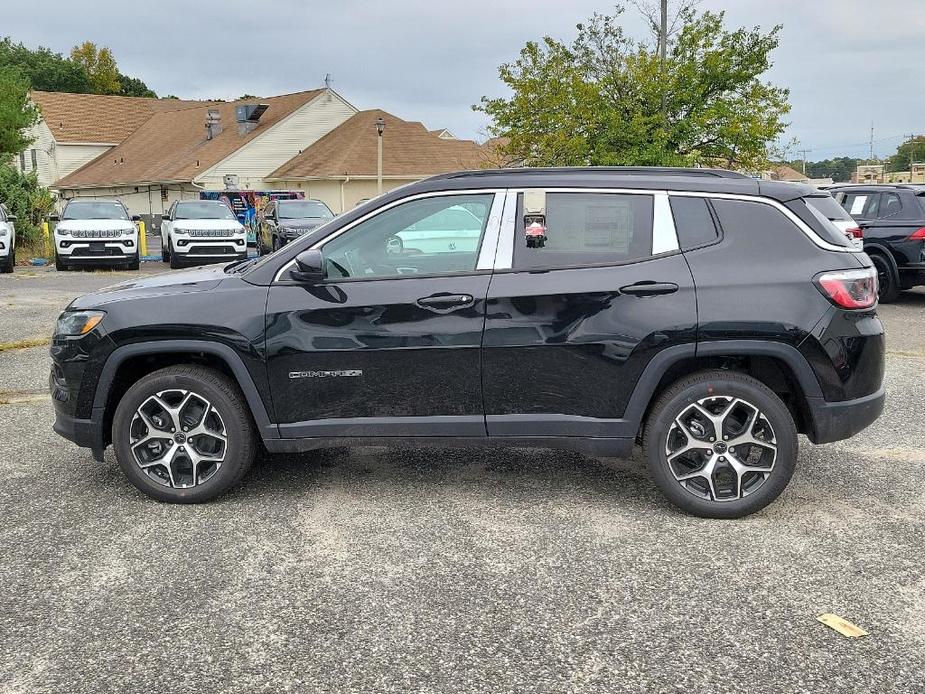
[475,191,507,270]
[669,191,860,253]
[273,188,505,283]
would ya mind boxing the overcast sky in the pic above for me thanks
[6,0,923,162]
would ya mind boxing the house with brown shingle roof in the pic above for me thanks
[51,88,358,215]
[266,109,491,211]
[14,91,207,188]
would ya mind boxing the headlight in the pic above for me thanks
[234,227,245,234]
[56,229,70,236]
[55,310,105,337]
[174,228,189,234]
[0,228,7,237]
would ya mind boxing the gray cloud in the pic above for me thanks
[6,0,921,159]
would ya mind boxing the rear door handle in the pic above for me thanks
[416,293,475,311]
[619,281,679,297]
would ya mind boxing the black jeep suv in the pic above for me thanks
[830,184,925,301]
[50,168,885,518]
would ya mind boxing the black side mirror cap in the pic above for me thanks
[290,248,325,283]
[131,214,142,222]
[6,214,15,222]
[49,214,60,221]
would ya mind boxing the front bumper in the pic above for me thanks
[805,386,885,444]
[56,239,136,261]
[51,372,106,460]
[173,238,248,258]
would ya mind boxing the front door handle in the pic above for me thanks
[416,293,475,311]
[620,281,679,297]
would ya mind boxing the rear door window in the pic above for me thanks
[840,192,879,219]
[669,196,719,249]
[513,192,654,270]
[877,192,902,219]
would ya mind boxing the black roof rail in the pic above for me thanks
[434,166,752,180]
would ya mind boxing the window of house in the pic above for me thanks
[513,192,654,270]
[30,149,38,170]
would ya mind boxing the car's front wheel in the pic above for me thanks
[0,248,13,273]
[643,370,797,519]
[112,366,256,503]
[169,239,184,269]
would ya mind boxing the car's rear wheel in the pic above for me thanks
[643,370,797,519]
[112,366,256,503]
[870,253,900,303]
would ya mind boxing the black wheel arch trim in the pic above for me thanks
[864,243,900,276]
[91,340,277,441]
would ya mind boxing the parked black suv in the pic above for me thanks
[50,168,885,518]
[830,184,925,301]
[256,198,334,255]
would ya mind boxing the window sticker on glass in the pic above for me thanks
[849,195,867,215]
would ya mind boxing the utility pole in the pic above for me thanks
[659,0,668,125]
[799,148,811,176]
[909,133,917,183]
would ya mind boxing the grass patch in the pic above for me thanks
[0,336,50,352]
[15,237,52,264]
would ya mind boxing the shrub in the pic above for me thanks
[0,163,54,243]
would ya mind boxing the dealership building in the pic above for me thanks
[16,88,491,215]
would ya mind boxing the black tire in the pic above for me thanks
[127,252,140,271]
[870,252,900,303]
[161,237,170,263]
[112,365,256,503]
[0,248,13,273]
[643,369,798,519]
[169,240,184,270]
[55,252,68,272]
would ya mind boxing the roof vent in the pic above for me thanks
[205,108,223,140]
[235,104,269,135]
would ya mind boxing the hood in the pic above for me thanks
[171,219,244,231]
[68,264,229,309]
[279,217,327,229]
[56,219,135,232]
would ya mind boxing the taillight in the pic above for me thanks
[846,226,863,239]
[815,268,878,309]
[908,227,925,240]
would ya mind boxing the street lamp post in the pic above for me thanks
[376,116,385,195]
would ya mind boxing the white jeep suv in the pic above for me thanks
[53,199,139,271]
[0,204,15,273]
[161,200,247,269]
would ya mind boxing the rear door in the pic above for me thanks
[481,188,696,439]
[856,191,924,265]
[265,190,505,438]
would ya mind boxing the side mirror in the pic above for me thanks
[290,249,325,283]
[132,214,142,222]
[6,214,15,222]
[49,214,60,221]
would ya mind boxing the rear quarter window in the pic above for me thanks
[669,196,719,249]
[786,198,851,248]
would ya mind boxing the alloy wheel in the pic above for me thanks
[129,388,227,488]
[664,395,777,502]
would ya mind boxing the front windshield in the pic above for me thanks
[175,202,237,220]
[278,200,333,220]
[62,201,130,221]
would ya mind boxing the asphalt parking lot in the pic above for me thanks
[1,264,924,693]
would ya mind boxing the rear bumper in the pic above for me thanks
[805,386,885,444]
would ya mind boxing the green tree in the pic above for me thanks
[118,73,157,98]
[786,156,860,183]
[0,164,54,243]
[0,69,40,163]
[0,37,92,93]
[476,3,790,170]
[69,41,121,94]
[886,137,925,173]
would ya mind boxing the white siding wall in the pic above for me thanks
[17,121,113,188]
[197,90,357,190]
[57,184,201,216]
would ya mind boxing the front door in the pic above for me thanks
[265,191,503,438]
[481,189,697,439]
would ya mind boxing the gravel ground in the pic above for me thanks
[0,268,923,693]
